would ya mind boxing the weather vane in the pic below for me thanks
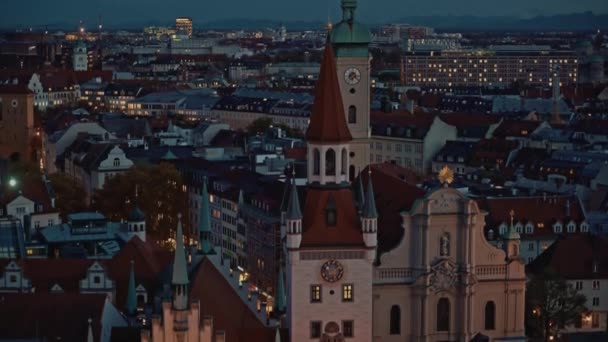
[438,165,454,187]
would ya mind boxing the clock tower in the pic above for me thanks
[330,0,372,180]
[286,43,376,342]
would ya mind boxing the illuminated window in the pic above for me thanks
[310,285,321,303]
[342,284,353,302]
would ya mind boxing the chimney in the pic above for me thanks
[566,199,571,217]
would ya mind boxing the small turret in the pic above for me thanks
[172,214,189,310]
[285,177,302,249]
[126,260,137,316]
[361,170,378,248]
[503,209,521,260]
[127,203,146,242]
[198,177,215,255]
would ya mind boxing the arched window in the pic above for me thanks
[437,298,450,331]
[313,149,320,175]
[348,105,357,124]
[349,165,356,182]
[325,149,336,176]
[341,149,347,175]
[113,158,120,167]
[485,301,496,330]
[390,305,401,335]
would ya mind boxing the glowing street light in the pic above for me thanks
[8,178,17,188]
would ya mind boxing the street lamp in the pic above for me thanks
[8,178,17,188]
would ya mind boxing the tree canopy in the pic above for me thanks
[526,268,587,341]
[49,172,88,219]
[91,163,190,247]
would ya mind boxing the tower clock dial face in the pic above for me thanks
[321,259,344,283]
[344,67,361,85]
[11,99,18,108]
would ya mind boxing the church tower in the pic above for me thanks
[73,40,88,71]
[287,43,374,342]
[330,0,372,180]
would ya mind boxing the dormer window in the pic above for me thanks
[515,222,523,234]
[499,223,507,236]
[326,197,337,227]
[567,222,576,233]
[525,223,534,234]
[554,222,563,234]
[580,222,589,233]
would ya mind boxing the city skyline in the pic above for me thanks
[2,0,608,29]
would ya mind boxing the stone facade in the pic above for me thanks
[372,187,527,341]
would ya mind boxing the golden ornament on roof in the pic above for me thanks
[438,165,454,186]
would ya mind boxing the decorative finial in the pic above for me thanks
[510,209,515,226]
[291,163,296,178]
[178,213,182,221]
[438,165,454,187]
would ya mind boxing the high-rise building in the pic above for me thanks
[403,47,579,89]
[175,17,193,37]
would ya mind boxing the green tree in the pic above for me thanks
[526,268,587,341]
[91,163,190,247]
[49,172,88,219]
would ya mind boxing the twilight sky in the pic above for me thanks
[2,0,607,28]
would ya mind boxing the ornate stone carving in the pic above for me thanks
[440,233,450,256]
[428,260,458,292]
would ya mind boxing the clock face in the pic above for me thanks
[320,260,344,283]
[344,67,361,85]
[11,99,18,108]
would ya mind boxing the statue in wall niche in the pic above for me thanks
[440,233,450,257]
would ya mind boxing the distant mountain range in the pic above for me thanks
[203,12,608,32]
[2,12,607,32]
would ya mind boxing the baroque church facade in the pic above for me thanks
[284,1,527,341]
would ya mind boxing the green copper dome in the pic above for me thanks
[330,21,372,45]
[329,0,371,57]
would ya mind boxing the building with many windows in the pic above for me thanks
[175,17,193,37]
[403,47,579,89]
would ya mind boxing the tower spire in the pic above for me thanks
[87,318,94,342]
[362,169,378,219]
[126,260,137,316]
[354,168,365,211]
[286,176,302,220]
[172,214,189,310]
[198,177,215,255]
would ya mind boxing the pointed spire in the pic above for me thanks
[354,169,365,210]
[305,43,352,143]
[125,260,137,316]
[286,176,302,220]
[503,209,520,240]
[199,177,215,255]
[362,169,378,219]
[274,257,286,314]
[172,214,189,285]
[238,189,244,206]
[87,318,94,342]
[275,326,281,342]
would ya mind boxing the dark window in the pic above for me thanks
[390,305,401,335]
[437,298,450,331]
[341,148,347,175]
[310,321,322,338]
[349,165,356,182]
[348,105,357,123]
[343,320,354,337]
[310,285,321,303]
[9,275,17,283]
[326,197,337,226]
[485,301,496,330]
[325,149,336,176]
[313,149,320,175]
[94,276,101,284]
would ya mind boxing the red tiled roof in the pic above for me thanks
[0,293,107,342]
[0,84,34,95]
[439,113,501,127]
[371,110,436,128]
[190,257,276,342]
[301,187,364,248]
[477,195,585,238]
[305,44,352,143]
[528,234,608,279]
[493,120,541,138]
[0,259,91,293]
[0,176,54,212]
[361,164,426,256]
[284,146,307,160]
[106,237,172,309]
